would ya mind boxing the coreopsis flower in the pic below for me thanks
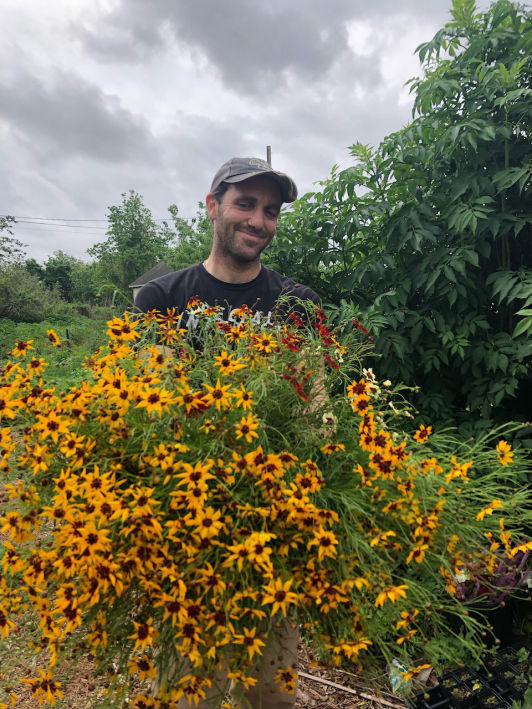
[414,424,432,443]
[375,584,409,607]
[0,386,21,420]
[128,656,156,681]
[232,383,254,410]
[406,543,429,564]
[402,663,432,682]
[252,332,278,353]
[321,442,345,455]
[496,440,514,466]
[275,667,298,693]
[476,499,504,521]
[396,609,419,630]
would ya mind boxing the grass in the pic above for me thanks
[0,315,111,391]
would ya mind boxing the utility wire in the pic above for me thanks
[1,214,195,223]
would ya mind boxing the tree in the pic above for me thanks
[270,0,532,434]
[0,216,25,264]
[165,202,213,271]
[88,191,176,298]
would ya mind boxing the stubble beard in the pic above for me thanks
[214,220,272,265]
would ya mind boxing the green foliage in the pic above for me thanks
[0,315,110,389]
[270,0,532,435]
[0,216,25,264]
[0,264,70,322]
[27,250,99,303]
[88,190,177,300]
[165,202,213,270]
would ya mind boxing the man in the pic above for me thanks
[134,157,320,322]
[136,158,320,708]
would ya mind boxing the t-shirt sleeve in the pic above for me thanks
[134,281,167,313]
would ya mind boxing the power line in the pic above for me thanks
[1,214,196,223]
[14,220,107,229]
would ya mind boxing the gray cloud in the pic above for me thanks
[74,0,470,96]
[76,0,374,94]
[0,69,157,163]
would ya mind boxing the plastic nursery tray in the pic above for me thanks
[407,686,517,708]
[407,644,531,709]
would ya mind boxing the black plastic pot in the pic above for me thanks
[406,684,454,709]
[407,643,530,709]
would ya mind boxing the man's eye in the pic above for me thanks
[237,201,251,209]
[266,210,280,219]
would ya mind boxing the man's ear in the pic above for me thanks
[206,193,218,221]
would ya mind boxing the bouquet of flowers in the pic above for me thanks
[1,301,530,707]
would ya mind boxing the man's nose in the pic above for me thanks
[247,207,265,231]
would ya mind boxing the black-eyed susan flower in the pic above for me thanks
[11,339,34,357]
[129,618,157,653]
[47,329,61,347]
[234,414,260,443]
[232,625,266,661]
[261,578,299,617]
[203,378,232,410]
[232,383,254,411]
[214,350,247,376]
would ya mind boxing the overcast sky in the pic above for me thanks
[1,0,491,263]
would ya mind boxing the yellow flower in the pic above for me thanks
[476,499,503,521]
[402,663,431,682]
[275,666,298,693]
[406,543,429,564]
[235,414,260,443]
[47,329,61,346]
[261,578,299,617]
[496,440,514,466]
[321,442,345,455]
[232,383,254,411]
[106,313,140,341]
[135,385,175,416]
[233,626,266,661]
[190,506,225,539]
[11,339,34,357]
[308,528,338,561]
[214,350,247,375]
[414,424,432,444]
[128,656,156,681]
[375,584,408,607]
[203,378,233,410]
[129,618,157,653]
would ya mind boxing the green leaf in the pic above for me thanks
[513,318,532,338]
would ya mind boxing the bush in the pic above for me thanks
[0,264,71,322]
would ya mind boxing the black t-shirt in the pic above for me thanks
[134,263,320,322]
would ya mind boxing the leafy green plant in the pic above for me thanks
[270,0,532,438]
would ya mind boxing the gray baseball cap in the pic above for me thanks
[210,157,298,203]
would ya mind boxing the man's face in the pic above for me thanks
[207,175,282,265]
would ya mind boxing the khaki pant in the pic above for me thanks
[171,621,298,709]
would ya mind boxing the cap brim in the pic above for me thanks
[225,170,297,203]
